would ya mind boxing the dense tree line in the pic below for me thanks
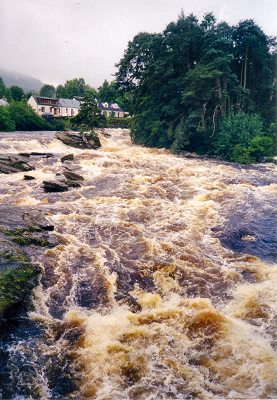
[115,12,276,163]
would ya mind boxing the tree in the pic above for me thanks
[0,78,6,98]
[10,85,24,101]
[56,78,92,99]
[116,12,276,163]
[73,90,106,128]
[98,80,118,102]
[0,106,15,131]
[8,102,47,130]
[39,84,55,98]
[215,113,264,159]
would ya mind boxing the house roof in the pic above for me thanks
[98,102,124,113]
[33,96,59,106]
[58,98,80,108]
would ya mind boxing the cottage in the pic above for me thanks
[58,98,80,117]
[28,96,80,117]
[98,102,125,118]
[28,96,60,116]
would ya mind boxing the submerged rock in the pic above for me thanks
[56,130,101,149]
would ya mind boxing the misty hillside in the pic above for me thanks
[0,68,44,92]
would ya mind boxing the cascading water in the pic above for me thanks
[0,129,276,399]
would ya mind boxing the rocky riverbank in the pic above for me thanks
[0,130,101,333]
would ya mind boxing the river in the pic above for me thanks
[0,129,276,399]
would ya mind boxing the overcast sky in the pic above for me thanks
[1,0,276,87]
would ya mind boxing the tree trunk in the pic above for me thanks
[243,45,249,89]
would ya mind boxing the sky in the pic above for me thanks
[1,0,276,88]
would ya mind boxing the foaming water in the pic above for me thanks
[0,129,276,399]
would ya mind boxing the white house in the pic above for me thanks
[58,98,80,117]
[28,96,80,117]
[28,96,60,116]
[98,102,125,118]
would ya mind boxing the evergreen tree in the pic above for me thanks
[116,12,276,163]
[73,90,106,128]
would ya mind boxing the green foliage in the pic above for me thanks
[9,85,25,101]
[39,84,56,98]
[8,102,47,131]
[248,135,275,161]
[215,113,264,158]
[116,12,276,163]
[73,90,106,128]
[46,117,66,131]
[107,117,131,128]
[98,80,117,102]
[0,78,6,98]
[56,78,94,99]
[230,145,254,164]
[0,106,16,131]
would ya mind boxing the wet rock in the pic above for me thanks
[0,154,34,174]
[0,244,40,321]
[30,152,54,158]
[0,206,57,330]
[22,211,54,231]
[61,154,74,163]
[56,130,101,149]
[18,152,54,158]
[63,171,84,181]
[24,175,36,180]
[66,181,81,188]
[43,181,69,193]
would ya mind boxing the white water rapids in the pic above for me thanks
[0,129,276,399]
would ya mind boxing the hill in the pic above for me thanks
[0,68,44,92]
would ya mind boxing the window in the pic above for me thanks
[71,109,74,116]
[41,107,45,112]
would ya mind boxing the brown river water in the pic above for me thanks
[0,129,276,399]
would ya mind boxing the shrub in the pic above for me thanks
[216,113,264,159]
[106,117,131,128]
[8,102,47,130]
[248,135,275,162]
[230,144,254,164]
[0,106,15,131]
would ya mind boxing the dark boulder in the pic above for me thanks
[56,130,101,149]
[24,175,36,180]
[66,181,81,188]
[61,154,74,163]
[63,171,84,181]
[42,181,69,193]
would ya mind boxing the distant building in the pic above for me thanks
[28,96,60,116]
[28,96,80,117]
[28,96,125,119]
[58,98,80,117]
[0,98,9,107]
[98,102,125,118]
